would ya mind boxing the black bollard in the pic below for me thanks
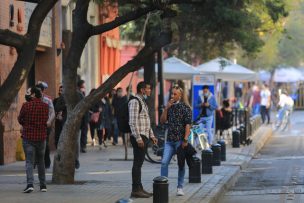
[232,130,240,148]
[211,144,221,166]
[201,149,213,174]
[239,125,246,144]
[217,140,226,161]
[189,157,201,183]
[153,176,169,203]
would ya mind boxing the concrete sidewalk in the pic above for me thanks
[0,126,272,203]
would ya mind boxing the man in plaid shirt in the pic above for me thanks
[18,87,49,193]
[129,81,157,198]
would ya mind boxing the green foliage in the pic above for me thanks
[120,0,288,64]
[239,0,304,70]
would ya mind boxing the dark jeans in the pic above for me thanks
[55,119,63,149]
[260,105,270,124]
[80,123,88,149]
[23,138,46,186]
[44,128,51,168]
[130,135,148,191]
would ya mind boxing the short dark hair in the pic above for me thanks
[223,99,230,108]
[77,80,85,88]
[202,85,209,90]
[116,87,122,92]
[31,86,42,98]
[137,81,146,93]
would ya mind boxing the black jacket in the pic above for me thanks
[177,144,197,169]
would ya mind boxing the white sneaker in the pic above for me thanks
[176,188,184,196]
[91,139,95,146]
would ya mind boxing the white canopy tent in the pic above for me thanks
[196,57,257,81]
[138,56,199,80]
[273,67,303,83]
[259,70,272,82]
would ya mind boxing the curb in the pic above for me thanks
[203,126,273,203]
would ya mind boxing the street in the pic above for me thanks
[220,111,304,203]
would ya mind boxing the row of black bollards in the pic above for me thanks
[126,141,227,203]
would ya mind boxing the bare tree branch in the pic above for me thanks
[74,29,172,116]
[0,0,59,119]
[26,0,59,36]
[90,6,156,36]
[0,29,25,50]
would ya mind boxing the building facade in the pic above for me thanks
[0,1,62,164]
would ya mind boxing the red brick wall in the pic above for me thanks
[0,1,62,164]
[0,0,26,164]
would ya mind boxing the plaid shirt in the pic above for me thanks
[128,94,154,141]
[18,98,49,141]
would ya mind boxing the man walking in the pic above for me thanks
[160,85,192,196]
[129,82,157,198]
[260,83,271,124]
[196,85,218,145]
[18,87,49,193]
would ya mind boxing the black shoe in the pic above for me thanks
[130,190,151,198]
[81,148,86,153]
[23,184,34,193]
[40,185,47,192]
[75,160,80,169]
[103,141,107,148]
[112,142,117,146]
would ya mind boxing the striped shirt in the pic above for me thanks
[128,94,154,141]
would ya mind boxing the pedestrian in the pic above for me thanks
[109,89,119,145]
[36,82,55,169]
[129,81,157,198]
[112,87,128,144]
[99,96,112,146]
[249,84,261,116]
[77,80,90,153]
[18,87,49,193]
[89,88,101,147]
[53,85,66,148]
[160,84,192,196]
[195,85,218,145]
[260,83,271,124]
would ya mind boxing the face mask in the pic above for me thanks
[143,95,148,99]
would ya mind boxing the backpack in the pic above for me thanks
[117,96,142,133]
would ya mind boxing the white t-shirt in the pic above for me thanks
[279,94,294,108]
[260,89,271,106]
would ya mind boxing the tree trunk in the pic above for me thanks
[52,113,82,183]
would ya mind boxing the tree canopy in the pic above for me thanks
[120,0,288,64]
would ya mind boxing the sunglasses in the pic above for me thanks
[172,84,183,94]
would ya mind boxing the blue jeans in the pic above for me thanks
[252,104,260,116]
[22,138,46,186]
[199,116,214,145]
[161,141,185,188]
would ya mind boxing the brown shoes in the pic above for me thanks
[141,188,153,197]
[130,190,151,198]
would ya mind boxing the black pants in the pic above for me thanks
[130,135,148,191]
[260,105,270,124]
[44,128,51,168]
[54,119,63,149]
[80,123,88,149]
